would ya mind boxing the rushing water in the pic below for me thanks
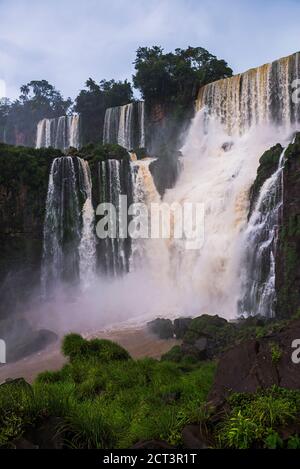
[40,51,300,322]
[41,156,95,295]
[36,114,80,150]
[163,52,300,318]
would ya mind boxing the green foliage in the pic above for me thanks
[161,345,183,363]
[0,345,216,449]
[133,46,233,108]
[264,430,283,449]
[61,334,131,363]
[287,435,300,449]
[270,342,283,364]
[74,78,133,145]
[1,80,72,146]
[80,143,129,162]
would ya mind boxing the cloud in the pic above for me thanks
[0,0,299,100]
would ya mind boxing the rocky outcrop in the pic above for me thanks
[208,319,300,405]
[248,143,283,218]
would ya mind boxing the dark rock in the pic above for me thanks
[208,319,300,404]
[0,377,32,390]
[248,143,283,218]
[182,425,210,449]
[131,440,175,449]
[174,318,192,339]
[276,134,300,318]
[147,318,174,339]
[7,328,58,363]
[221,142,234,152]
[25,417,65,449]
[11,438,38,449]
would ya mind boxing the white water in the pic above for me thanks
[162,52,300,318]
[36,114,80,150]
[36,52,300,331]
[103,102,145,150]
[78,159,97,289]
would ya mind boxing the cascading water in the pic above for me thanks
[238,144,291,318]
[96,158,133,276]
[78,159,97,289]
[103,102,145,150]
[129,157,162,271]
[36,114,80,150]
[41,156,95,295]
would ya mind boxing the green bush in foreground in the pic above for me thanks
[217,387,300,449]
[0,336,216,448]
[61,334,131,363]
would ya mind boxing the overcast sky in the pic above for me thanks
[0,0,300,100]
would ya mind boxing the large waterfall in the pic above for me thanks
[36,114,80,150]
[41,156,96,294]
[103,102,145,150]
[164,52,300,318]
[39,52,300,323]
[197,53,300,134]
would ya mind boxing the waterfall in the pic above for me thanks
[163,52,300,318]
[97,159,130,276]
[42,156,95,294]
[78,159,97,289]
[138,101,146,148]
[36,114,80,150]
[238,145,290,318]
[103,102,145,150]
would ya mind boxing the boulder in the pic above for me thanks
[147,318,174,339]
[174,318,192,339]
[208,319,300,405]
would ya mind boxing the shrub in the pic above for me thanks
[62,334,131,363]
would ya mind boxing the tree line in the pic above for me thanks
[0,46,232,147]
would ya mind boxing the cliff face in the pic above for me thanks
[276,135,300,318]
[0,145,61,318]
[248,136,300,319]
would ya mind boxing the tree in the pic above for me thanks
[133,45,233,106]
[1,81,72,146]
[75,78,133,145]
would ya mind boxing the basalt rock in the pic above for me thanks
[208,319,300,405]
[276,134,300,318]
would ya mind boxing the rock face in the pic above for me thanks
[208,319,300,404]
[0,145,60,319]
[276,135,300,318]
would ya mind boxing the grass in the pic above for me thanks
[216,387,300,449]
[0,335,217,449]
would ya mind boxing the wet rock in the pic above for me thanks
[174,318,192,339]
[208,319,300,404]
[147,318,174,339]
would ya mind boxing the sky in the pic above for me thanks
[0,0,300,101]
